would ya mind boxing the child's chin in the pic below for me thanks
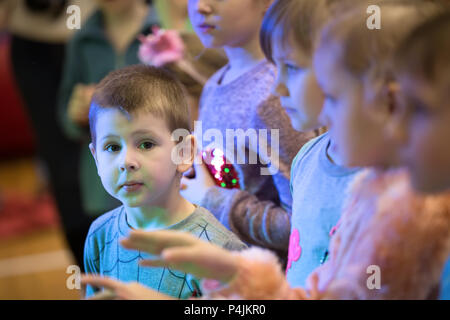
[121,198,145,208]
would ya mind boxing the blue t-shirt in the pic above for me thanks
[286,132,360,287]
[84,205,246,299]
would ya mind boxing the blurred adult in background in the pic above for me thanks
[58,0,159,269]
[0,0,95,268]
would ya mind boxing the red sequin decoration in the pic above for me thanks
[202,148,240,189]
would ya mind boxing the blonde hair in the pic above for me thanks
[260,0,343,62]
[317,0,447,89]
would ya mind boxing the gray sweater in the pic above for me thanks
[197,60,316,256]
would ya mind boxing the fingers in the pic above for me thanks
[81,274,121,291]
[161,247,199,264]
[121,230,202,254]
[307,273,321,300]
[87,289,117,300]
[140,247,206,278]
[139,259,171,268]
[81,274,121,300]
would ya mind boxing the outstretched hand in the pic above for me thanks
[121,230,239,283]
[80,274,174,300]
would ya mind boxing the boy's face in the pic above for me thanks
[394,76,450,193]
[272,33,324,132]
[313,44,396,168]
[90,109,183,208]
[188,0,268,48]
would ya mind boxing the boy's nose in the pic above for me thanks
[119,151,140,172]
[120,163,138,172]
[196,0,213,14]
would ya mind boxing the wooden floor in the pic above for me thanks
[0,157,81,300]
[0,228,81,300]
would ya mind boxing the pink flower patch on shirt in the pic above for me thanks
[286,228,302,273]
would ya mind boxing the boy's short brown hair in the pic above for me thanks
[89,64,191,146]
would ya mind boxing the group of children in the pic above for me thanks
[78,0,450,300]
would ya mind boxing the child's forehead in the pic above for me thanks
[95,108,170,136]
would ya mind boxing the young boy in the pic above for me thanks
[58,0,159,268]
[83,64,246,299]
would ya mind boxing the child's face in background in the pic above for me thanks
[188,0,269,48]
[90,109,181,208]
[393,76,450,193]
[272,32,324,132]
[313,43,396,168]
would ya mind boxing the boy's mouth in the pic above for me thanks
[197,23,216,33]
[121,181,144,192]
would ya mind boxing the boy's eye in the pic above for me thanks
[139,141,155,150]
[105,144,121,152]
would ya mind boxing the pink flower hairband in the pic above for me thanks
[138,26,208,85]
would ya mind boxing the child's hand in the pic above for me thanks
[80,274,174,300]
[68,84,95,126]
[121,230,239,283]
[180,160,216,205]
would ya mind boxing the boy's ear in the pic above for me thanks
[175,134,197,174]
[89,142,98,167]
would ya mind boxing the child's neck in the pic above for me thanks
[124,193,196,231]
[220,36,266,85]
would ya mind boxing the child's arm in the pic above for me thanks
[121,230,317,300]
[199,97,316,255]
